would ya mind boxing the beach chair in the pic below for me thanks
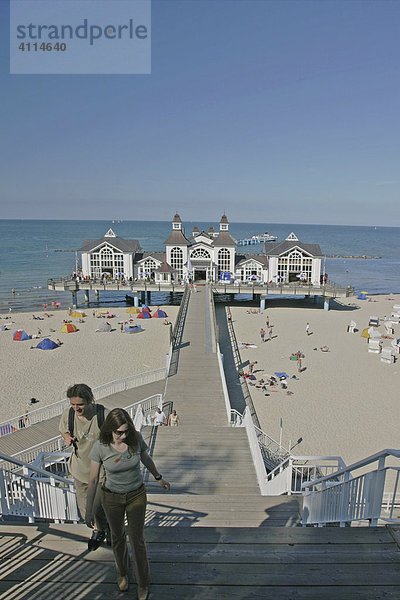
[391,306,400,322]
[368,339,382,353]
[347,320,356,333]
[381,346,395,364]
[384,320,394,335]
[391,339,400,355]
[368,316,379,327]
[368,328,381,341]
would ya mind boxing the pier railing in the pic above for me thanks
[0,368,166,438]
[302,449,400,526]
[0,450,78,523]
[212,281,354,297]
[0,394,162,473]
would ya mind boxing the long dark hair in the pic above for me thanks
[100,408,139,452]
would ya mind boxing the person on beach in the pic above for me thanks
[168,409,181,426]
[86,408,170,598]
[249,361,257,374]
[268,326,273,340]
[266,316,270,328]
[59,383,110,552]
[296,350,302,373]
[306,322,310,336]
[260,328,266,343]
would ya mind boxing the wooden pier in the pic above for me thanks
[47,277,354,311]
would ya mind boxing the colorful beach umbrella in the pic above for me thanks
[60,323,77,333]
[36,338,59,350]
[152,309,167,318]
[360,328,370,339]
[142,305,151,313]
[126,307,140,314]
[13,330,30,341]
[124,325,143,333]
[137,311,151,319]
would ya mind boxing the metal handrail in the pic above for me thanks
[0,394,162,472]
[0,367,166,436]
[302,449,400,526]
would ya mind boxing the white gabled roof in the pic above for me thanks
[285,232,299,241]
[104,228,117,238]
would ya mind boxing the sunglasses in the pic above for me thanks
[114,429,128,436]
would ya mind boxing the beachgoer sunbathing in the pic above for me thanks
[320,346,330,352]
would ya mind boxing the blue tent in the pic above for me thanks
[357,293,367,300]
[36,338,59,350]
[124,325,143,334]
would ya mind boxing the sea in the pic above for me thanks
[0,219,399,313]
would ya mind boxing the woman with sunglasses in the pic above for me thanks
[86,408,170,599]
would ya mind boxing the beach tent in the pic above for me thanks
[137,311,151,319]
[357,293,367,300]
[142,305,151,313]
[124,325,143,333]
[126,307,140,314]
[152,309,167,318]
[70,311,86,318]
[96,322,112,332]
[36,338,59,350]
[13,330,30,341]
[60,323,77,333]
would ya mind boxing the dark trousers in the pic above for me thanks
[101,484,150,588]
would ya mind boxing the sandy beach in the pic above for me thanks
[227,293,400,467]
[0,305,178,423]
[1,292,399,469]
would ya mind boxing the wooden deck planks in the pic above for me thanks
[0,524,399,599]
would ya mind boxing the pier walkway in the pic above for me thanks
[144,284,299,527]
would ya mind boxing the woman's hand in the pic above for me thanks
[159,478,170,492]
[85,511,95,528]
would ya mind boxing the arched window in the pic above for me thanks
[218,248,230,276]
[191,248,211,259]
[170,247,183,279]
[277,249,312,283]
[241,260,262,281]
[100,247,113,269]
[139,258,158,279]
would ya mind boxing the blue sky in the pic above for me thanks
[1,0,399,225]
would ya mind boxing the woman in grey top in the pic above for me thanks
[86,408,170,600]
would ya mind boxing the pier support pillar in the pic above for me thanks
[84,291,90,304]
[71,291,78,309]
[95,289,99,301]
[260,296,267,311]
[141,291,146,305]
[134,293,139,308]
[146,291,151,304]
[324,297,331,311]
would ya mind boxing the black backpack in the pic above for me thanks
[68,404,105,437]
